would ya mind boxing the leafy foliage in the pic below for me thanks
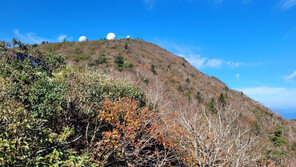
[150,64,157,75]
[95,98,159,166]
[195,91,203,103]
[114,55,134,71]
[270,127,287,147]
[218,93,226,107]
[0,41,132,165]
[208,98,217,114]
[0,41,94,166]
[0,40,178,166]
[88,54,107,66]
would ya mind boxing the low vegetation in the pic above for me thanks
[1,39,295,166]
[0,41,174,166]
[114,55,134,71]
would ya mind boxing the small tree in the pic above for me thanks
[208,98,217,114]
[151,64,157,75]
[219,93,226,107]
[186,78,190,83]
[223,86,229,92]
[195,92,203,103]
[125,42,129,50]
[270,127,287,147]
[114,55,125,71]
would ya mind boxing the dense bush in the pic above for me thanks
[94,98,170,166]
[270,127,287,147]
[208,98,217,114]
[218,93,226,107]
[195,91,203,103]
[150,64,157,75]
[0,40,176,166]
[88,54,107,66]
[0,41,94,166]
[114,55,134,71]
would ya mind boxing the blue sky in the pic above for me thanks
[1,0,296,118]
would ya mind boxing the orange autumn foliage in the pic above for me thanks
[94,98,157,164]
[93,98,184,166]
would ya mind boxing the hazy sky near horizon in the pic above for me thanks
[1,0,296,118]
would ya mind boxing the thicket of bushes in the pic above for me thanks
[0,41,178,166]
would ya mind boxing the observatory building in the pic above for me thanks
[127,35,131,39]
[107,33,116,40]
[79,36,87,42]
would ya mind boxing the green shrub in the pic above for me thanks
[72,54,90,62]
[114,55,124,71]
[177,85,183,92]
[223,86,229,92]
[0,40,147,166]
[114,55,124,66]
[291,141,296,151]
[124,62,134,69]
[219,93,226,107]
[186,78,190,83]
[114,55,134,71]
[187,92,192,101]
[73,47,83,54]
[208,98,217,114]
[28,79,65,122]
[151,64,157,75]
[88,54,107,66]
[270,127,287,147]
[195,92,203,103]
[125,42,129,50]
[253,121,261,136]
[143,78,149,84]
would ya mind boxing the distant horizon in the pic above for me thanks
[272,108,296,119]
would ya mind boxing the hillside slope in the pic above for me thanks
[37,39,296,166]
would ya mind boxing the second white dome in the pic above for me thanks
[79,36,87,42]
[107,33,116,40]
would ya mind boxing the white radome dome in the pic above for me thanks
[79,36,87,42]
[107,33,116,40]
[127,35,130,39]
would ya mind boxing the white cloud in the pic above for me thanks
[177,54,223,68]
[205,59,223,68]
[236,74,240,80]
[236,87,296,110]
[57,34,67,42]
[178,53,243,69]
[143,0,155,8]
[285,71,296,81]
[280,0,296,10]
[178,54,207,68]
[227,61,244,68]
[13,29,49,44]
[13,30,72,43]
[154,38,244,69]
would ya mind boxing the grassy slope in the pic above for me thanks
[38,39,296,163]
